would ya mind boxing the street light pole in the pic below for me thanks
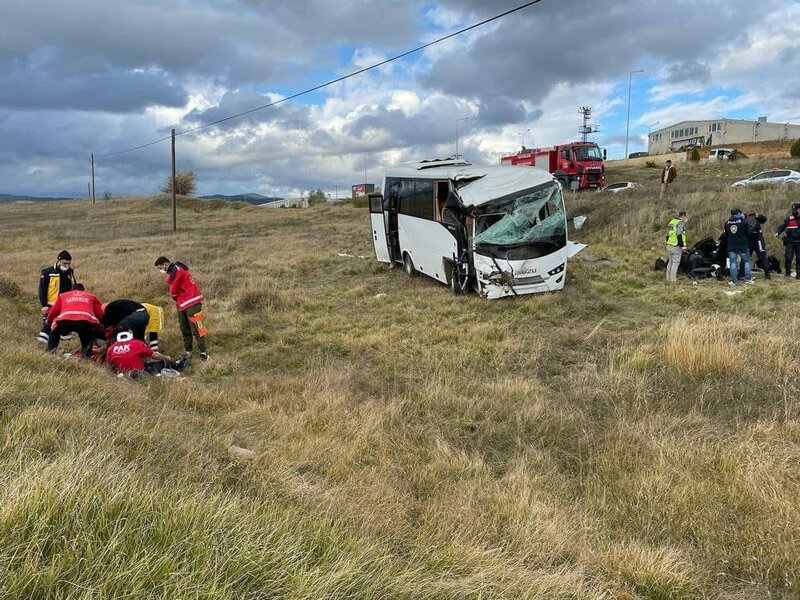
[455,117,470,158]
[518,128,531,149]
[625,69,644,160]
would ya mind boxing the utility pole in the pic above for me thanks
[578,107,595,142]
[171,129,177,232]
[90,153,96,204]
[625,69,645,160]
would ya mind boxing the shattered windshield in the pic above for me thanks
[573,146,603,161]
[473,183,566,259]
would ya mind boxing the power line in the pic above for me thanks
[96,0,544,158]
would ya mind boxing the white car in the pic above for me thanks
[731,168,800,188]
[601,181,643,193]
[709,148,734,160]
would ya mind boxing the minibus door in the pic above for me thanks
[368,192,390,263]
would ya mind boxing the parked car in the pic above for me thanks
[709,148,735,160]
[731,168,800,188]
[628,151,649,159]
[601,182,643,193]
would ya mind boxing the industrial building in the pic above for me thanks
[647,117,800,155]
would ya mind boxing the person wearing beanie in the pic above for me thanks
[37,250,76,344]
[154,256,209,361]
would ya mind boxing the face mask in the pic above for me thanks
[159,268,167,274]
[59,265,69,272]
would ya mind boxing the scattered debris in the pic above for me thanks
[228,445,256,462]
[578,254,618,266]
[373,293,386,299]
[724,290,743,296]
[573,215,587,230]
[586,317,607,340]
[337,252,367,259]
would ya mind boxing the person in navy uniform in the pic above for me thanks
[725,209,754,286]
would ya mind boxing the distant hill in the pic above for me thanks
[199,193,283,205]
[0,193,75,203]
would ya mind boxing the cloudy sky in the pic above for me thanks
[1,0,798,198]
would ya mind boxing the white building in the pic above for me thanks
[648,117,800,155]
[257,196,308,208]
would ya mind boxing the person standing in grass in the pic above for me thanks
[665,211,688,282]
[659,159,677,200]
[37,249,76,344]
[775,203,800,278]
[45,283,104,358]
[154,256,209,361]
[747,212,771,279]
[725,209,755,286]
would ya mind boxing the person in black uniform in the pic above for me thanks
[100,299,150,343]
[747,212,771,279]
[775,203,800,278]
[37,250,76,344]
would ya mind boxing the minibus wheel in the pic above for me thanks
[403,253,416,277]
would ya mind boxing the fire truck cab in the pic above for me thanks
[501,142,605,191]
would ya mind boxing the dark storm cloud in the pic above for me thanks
[476,97,536,127]
[665,61,711,85]
[344,98,471,146]
[184,91,312,130]
[0,64,186,113]
[425,0,779,103]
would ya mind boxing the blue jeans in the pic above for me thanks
[728,250,751,283]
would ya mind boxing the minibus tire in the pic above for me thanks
[403,254,416,277]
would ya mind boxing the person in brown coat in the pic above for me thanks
[659,159,678,199]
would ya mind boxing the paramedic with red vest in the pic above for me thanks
[775,203,800,278]
[45,283,104,358]
[154,257,209,361]
[106,331,172,374]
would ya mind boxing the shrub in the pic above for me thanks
[161,170,198,196]
[790,138,800,158]
[689,148,700,162]
[728,149,747,161]
[0,277,21,298]
[644,160,658,168]
[102,190,112,200]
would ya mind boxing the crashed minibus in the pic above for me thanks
[368,159,585,299]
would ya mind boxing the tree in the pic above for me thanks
[308,188,326,205]
[161,170,198,196]
[791,139,800,158]
[688,147,700,162]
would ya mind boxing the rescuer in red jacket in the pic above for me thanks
[106,330,175,375]
[45,283,104,358]
[154,256,209,361]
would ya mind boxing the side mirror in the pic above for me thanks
[603,149,607,160]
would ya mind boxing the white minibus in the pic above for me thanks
[369,159,585,299]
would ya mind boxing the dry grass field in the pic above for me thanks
[1,156,799,598]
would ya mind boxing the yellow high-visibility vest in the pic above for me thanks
[142,304,163,333]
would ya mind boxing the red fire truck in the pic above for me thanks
[501,142,606,190]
